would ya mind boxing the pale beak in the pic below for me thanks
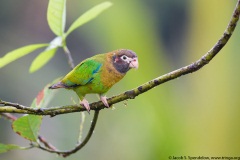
[129,57,139,69]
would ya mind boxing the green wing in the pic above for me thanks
[61,58,103,87]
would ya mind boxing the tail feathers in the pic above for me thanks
[49,82,67,89]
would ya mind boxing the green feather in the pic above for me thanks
[62,57,103,87]
[61,54,109,99]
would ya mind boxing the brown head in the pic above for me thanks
[109,49,139,74]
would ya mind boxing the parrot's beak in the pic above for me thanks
[129,57,139,69]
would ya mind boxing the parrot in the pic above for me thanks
[49,49,139,112]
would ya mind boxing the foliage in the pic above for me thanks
[0,0,112,73]
[0,0,112,156]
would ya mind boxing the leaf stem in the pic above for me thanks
[63,45,74,69]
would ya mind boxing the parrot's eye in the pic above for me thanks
[120,55,133,64]
[121,55,128,61]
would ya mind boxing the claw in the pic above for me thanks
[80,98,90,114]
[100,96,109,108]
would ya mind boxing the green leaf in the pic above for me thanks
[0,143,22,153]
[31,78,61,108]
[0,44,48,68]
[29,47,57,73]
[47,0,66,36]
[65,1,113,37]
[11,79,60,142]
[12,115,42,142]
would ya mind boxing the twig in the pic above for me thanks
[38,136,58,151]
[37,110,99,157]
[0,101,38,112]
[62,110,99,157]
[78,112,86,143]
[0,113,17,121]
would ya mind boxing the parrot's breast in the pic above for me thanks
[100,54,125,89]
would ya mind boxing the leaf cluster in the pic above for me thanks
[0,0,112,155]
[0,0,112,73]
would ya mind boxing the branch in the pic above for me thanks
[1,0,240,116]
[36,110,99,157]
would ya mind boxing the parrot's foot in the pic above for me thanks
[100,96,109,108]
[80,98,90,113]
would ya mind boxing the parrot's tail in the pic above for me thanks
[49,81,66,89]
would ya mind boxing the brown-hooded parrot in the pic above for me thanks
[49,49,139,112]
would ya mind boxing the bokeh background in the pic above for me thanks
[1,0,240,159]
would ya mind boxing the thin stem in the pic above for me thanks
[0,113,17,121]
[62,110,99,157]
[38,136,57,151]
[37,110,100,157]
[78,112,86,143]
[63,46,75,69]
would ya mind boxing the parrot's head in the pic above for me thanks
[111,49,139,74]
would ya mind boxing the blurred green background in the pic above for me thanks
[1,0,240,159]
